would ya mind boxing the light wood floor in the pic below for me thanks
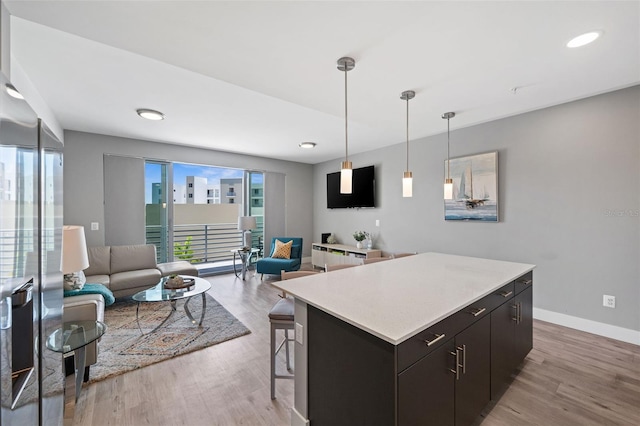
[73,269,640,426]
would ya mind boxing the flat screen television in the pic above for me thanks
[327,165,375,209]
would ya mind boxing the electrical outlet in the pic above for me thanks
[91,222,99,231]
[295,322,304,344]
[603,295,615,308]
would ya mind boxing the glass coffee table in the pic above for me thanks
[132,275,211,334]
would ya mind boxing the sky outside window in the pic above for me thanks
[145,163,245,204]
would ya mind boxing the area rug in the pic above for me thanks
[87,293,251,384]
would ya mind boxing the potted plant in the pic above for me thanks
[353,231,367,249]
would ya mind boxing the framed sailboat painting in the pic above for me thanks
[444,151,498,221]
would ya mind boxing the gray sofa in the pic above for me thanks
[83,244,198,299]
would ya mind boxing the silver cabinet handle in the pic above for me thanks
[512,302,522,324]
[500,290,513,298]
[458,345,466,374]
[518,279,532,286]
[424,333,446,347]
[471,307,486,317]
[518,302,522,324]
[449,350,459,380]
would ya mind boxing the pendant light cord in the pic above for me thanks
[406,97,410,172]
[344,67,349,162]
[446,117,450,180]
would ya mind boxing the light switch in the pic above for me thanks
[91,222,99,231]
[375,219,380,227]
[295,322,304,345]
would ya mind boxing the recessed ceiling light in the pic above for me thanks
[6,84,24,100]
[299,142,316,149]
[567,31,602,48]
[136,108,165,120]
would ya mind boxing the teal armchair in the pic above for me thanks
[256,237,303,279]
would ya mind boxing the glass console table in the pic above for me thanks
[231,248,259,280]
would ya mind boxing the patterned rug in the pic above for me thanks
[87,293,250,384]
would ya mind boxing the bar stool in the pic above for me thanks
[269,297,295,399]
[268,270,320,399]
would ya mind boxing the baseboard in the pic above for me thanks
[301,255,312,264]
[290,407,310,426]
[533,308,640,346]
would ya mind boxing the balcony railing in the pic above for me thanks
[145,221,264,265]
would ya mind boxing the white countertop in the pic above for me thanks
[273,252,535,345]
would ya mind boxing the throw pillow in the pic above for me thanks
[272,239,293,259]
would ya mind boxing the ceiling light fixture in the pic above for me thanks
[136,108,165,121]
[400,90,415,198]
[337,57,355,194]
[5,84,24,100]
[299,142,316,149]
[442,112,456,200]
[567,31,602,48]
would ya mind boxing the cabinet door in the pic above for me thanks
[514,286,533,362]
[490,299,517,399]
[455,315,491,426]
[398,339,455,426]
[311,247,325,268]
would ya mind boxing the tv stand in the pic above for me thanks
[311,243,381,269]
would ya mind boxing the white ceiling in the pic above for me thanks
[6,1,639,164]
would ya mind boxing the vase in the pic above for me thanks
[356,241,363,249]
[366,239,373,249]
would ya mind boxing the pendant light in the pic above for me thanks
[337,57,355,194]
[442,112,455,200]
[400,90,415,197]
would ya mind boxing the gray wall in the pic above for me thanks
[313,86,640,332]
[63,130,314,254]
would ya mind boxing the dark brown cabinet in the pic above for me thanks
[398,339,456,426]
[455,315,491,426]
[491,275,533,399]
[514,286,533,362]
[398,315,491,426]
[490,296,517,397]
[307,272,533,426]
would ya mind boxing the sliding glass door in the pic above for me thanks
[144,161,172,263]
[145,161,264,269]
[246,171,264,254]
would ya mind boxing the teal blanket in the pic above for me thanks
[64,283,115,306]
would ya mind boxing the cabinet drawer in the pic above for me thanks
[472,281,515,313]
[452,282,515,340]
[397,313,459,372]
[514,271,533,295]
[397,282,515,372]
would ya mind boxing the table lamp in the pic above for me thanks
[62,225,90,291]
[238,216,257,250]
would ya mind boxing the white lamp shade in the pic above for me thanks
[238,216,257,231]
[62,225,89,274]
[444,182,454,200]
[340,167,352,194]
[403,176,413,198]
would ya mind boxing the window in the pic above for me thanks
[188,194,193,198]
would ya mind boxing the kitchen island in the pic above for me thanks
[273,252,535,426]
